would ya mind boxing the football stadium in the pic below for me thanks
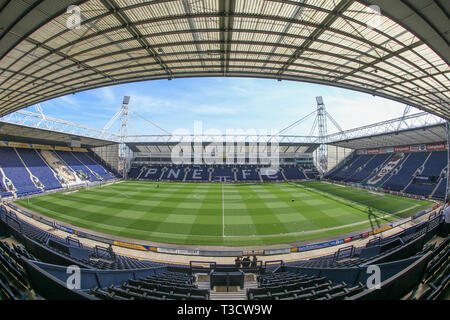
[0,0,448,306]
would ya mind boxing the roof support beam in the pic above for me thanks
[2,38,440,108]
[276,0,354,78]
[220,0,235,76]
[99,0,173,78]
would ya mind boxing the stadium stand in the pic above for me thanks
[328,154,374,181]
[185,166,211,182]
[0,148,41,197]
[16,149,62,191]
[282,166,307,180]
[72,152,115,181]
[129,164,315,183]
[326,150,448,200]
[346,153,391,183]
[211,166,234,183]
[236,166,261,182]
[160,165,186,181]
[55,151,99,182]
[0,146,117,200]
[0,201,447,300]
[260,167,284,182]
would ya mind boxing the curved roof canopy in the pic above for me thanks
[0,0,449,118]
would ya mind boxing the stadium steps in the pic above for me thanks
[209,291,247,300]
[281,169,288,181]
[158,168,165,181]
[346,154,376,181]
[70,152,99,180]
[208,280,257,300]
[430,166,447,198]
[363,153,394,183]
[195,274,258,300]
[13,148,44,192]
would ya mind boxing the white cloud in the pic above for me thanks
[97,87,116,103]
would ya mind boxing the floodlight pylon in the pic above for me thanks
[119,96,130,179]
[316,96,328,173]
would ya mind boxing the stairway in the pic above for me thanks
[280,169,288,181]
[195,273,258,300]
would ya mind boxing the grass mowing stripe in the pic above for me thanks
[16,181,434,246]
[222,183,225,238]
[267,183,355,231]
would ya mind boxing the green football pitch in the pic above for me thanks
[16,181,434,246]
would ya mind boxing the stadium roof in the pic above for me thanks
[0,0,449,119]
[329,123,447,150]
[126,136,320,154]
[0,121,117,147]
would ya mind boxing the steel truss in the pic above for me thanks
[125,135,320,145]
[326,112,446,143]
[0,109,120,142]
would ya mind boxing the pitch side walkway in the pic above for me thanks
[6,202,442,266]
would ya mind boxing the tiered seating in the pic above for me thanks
[236,167,260,181]
[433,178,447,199]
[211,166,234,182]
[0,171,13,198]
[248,272,365,300]
[304,169,319,179]
[90,271,208,300]
[384,152,429,191]
[83,255,164,270]
[328,150,447,199]
[132,165,164,180]
[160,166,186,181]
[404,151,447,197]
[347,153,391,182]
[260,167,283,181]
[55,151,98,182]
[286,217,439,270]
[73,152,115,180]
[0,146,115,199]
[129,164,319,183]
[0,148,40,196]
[0,271,25,300]
[185,166,209,181]
[16,149,62,190]
[0,204,447,300]
[283,166,307,180]
[328,154,373,181]
[0,241,29,288]
[0,206,166,271]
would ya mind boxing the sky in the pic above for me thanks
[24,77,421,137]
